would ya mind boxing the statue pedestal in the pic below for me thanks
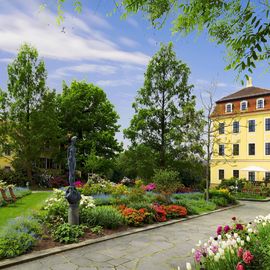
[68,203,80,225]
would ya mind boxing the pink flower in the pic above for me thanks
[194,250,202,262]
[216,225,223,235]
[243,250,254,264]
[237,247,243,258]
[224,225,230,233]
[236,262,245,270]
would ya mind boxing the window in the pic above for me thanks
[240,100,248,111]
[265,118,270,131]
[233,144,239,155]
[233,121,239,133]
[219,169,225,180]
[248,143,255,155]
[248,171,255,182]
[219,145,225,156]
[248,120,255,132]
[225,103,233,113]
[266,143,270,155]
[219,123,225,134]
[265,172,270,181]
[256,98,264,109]
[233,170,239,179]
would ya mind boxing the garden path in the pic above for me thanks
[4,201,270,270]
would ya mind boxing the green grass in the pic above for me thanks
[0,192,52,229]
[235,192,267,200]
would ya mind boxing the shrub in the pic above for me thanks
[209,189,236,204]
[90,225,103,235]
[49,176,69,188]
[218,178,245,192]
[0,216,42,259]
[152,204,167,222]
[80,206,125,229]
[164,205,187,218]
[210,197,229,207]
[52,223,85,244]
[111,184,128,196]
[152,169,182,194]
[120,206,153,226]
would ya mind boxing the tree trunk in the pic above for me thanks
[27,165,33,186]
[160,90,166,168]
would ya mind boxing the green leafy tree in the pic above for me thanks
[124,43,204,168]
[3,44,61,183]
[59,81,122,175]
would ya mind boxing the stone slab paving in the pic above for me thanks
[3,202,270,270]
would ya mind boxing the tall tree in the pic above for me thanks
[59,81,122,174]
[3,44,61,183]
[124,43,204,168]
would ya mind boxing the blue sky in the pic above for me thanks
[0,0,270,145]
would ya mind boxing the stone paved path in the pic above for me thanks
[4,202,270,270]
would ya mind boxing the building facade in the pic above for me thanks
[211,80,270,185]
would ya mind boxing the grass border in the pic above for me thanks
[0,203,242,269]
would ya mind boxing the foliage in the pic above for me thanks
[0,44,61,183]
[49,176,69,188]
[119,1,270,80]
[80,206,125,229]
[242,182,270,197]
[164,205,187,219]
[152,169,181,194]
[90,225,103,235]
[0,216,42,258]
[0,169,28,187]
[209,189,237,205]
[59,81,122,176]
[119,205,154,226]
[125,180,145,202]
[52,223,85,244]
[235,192,267,200]
[124,43,204,168]
[114,144,158,180]
[218,178,245,192]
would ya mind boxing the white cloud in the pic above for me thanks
[119,37,139,48]
[0,1,150,66]
[147,37,159,46]
[96,79,133,87]
[51,64,117,79]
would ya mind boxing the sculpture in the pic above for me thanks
[67,136,77,186]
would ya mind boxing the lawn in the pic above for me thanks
[0,192,52,229]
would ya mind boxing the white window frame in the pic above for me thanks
[256,98,265,109]
[240,100,248,111]
[248,119,256,132]
[225,103,233,113]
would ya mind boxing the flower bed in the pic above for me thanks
[187,215,270,269]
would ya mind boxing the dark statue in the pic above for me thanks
[65,136,81,224]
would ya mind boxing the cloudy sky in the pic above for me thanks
[0,0,270,145]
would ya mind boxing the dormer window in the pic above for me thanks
[240,100,248,111]
[225,103,233,113]
[256,98,264,109]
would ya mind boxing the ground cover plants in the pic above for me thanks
[187,215,270,269]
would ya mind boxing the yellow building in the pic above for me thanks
[211,79,270,185]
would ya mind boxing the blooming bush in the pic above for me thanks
[187,215,270,270]
[120,205,152,226]
[164,205,187,218]
[143,183,156,192]
[49,176,69,188]
[152,204,167,222]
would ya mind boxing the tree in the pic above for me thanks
[3,44,61,183]
[119,0,270,81]
[59,81,122,175]
[124,43,204,168]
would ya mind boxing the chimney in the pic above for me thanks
[246,77,253,87]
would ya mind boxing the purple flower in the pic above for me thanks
[224,225,230,233]
[236,224,244,230]
[194,250,202,262]
[216,225,223,235]
[210,245,218,254]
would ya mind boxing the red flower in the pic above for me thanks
[243,250,254,264]
[237,247,243,258]
[236,224,244,230]
[216,225,222,235]
[236,262,245,270]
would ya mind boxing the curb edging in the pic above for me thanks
[0,203,243,269]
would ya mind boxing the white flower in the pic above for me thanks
[248,228,253,233]
[208,250,214,257]
[218,248,224,255]
[241,240,245,246]
[196,240,202,247]
[246,236,250,242]
[214,253,220,262]
[263,222,267,227]
[204,243,208,248]
[218,235,222,240]
[236,237,241,243]
[191,248,195,254]
[186,262,192,270]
